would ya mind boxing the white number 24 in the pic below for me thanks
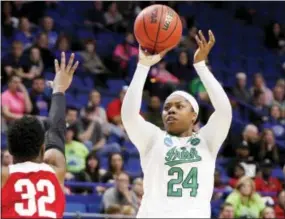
[14,179,56,218]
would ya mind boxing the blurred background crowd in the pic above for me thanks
[1,1,285,218]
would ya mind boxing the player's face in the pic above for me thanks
[162,95,196,136]
[262,207,275,219]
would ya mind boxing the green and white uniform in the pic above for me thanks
[122,61,232,218]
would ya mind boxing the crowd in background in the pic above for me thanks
[1,1,285,218]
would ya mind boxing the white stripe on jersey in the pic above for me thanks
[9,162,55,174]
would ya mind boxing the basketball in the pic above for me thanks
[134,4,182,54]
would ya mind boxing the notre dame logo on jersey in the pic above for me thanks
[164,146,201,167]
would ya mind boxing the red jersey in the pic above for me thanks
[1,162,65,218]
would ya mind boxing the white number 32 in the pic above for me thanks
[14,179,56,218]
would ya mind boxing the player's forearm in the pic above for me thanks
[121,63,150,126]
[45,93,66,154]
[194,61,231,116]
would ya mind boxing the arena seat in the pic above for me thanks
[65,203,87,213]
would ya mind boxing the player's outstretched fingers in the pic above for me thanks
[198,30,207,45]
[195,35,204,49]
[69,61,79,75]
[54,59,60,74]
[208,30,216,48]
[66,53,75,73]
[60,52,66,73]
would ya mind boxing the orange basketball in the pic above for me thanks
[134,4,182,54]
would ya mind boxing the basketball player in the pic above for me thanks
[1,52,79,218]
[121,30,232,218]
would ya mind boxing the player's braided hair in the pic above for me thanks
[7,116,45,161]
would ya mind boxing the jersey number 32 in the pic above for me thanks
[167,167,198,197]
[14,179,56,218]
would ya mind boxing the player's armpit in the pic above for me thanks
[1,166,9,188]
[121,63,161,156]
[194,61,232,157]
[44,149,66,185]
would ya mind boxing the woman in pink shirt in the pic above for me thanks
[1,75,32,122]
[113,32,138,75]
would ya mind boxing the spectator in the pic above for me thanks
[250,91,270,126]
[34,32,54,68]
[145,96,163,129]
[65,127,89,175]
[260,206,276,219]
[149,61,180,99]
[263,105,285,140]
[1,149,13,167]
[102,172,138,212]
[227,144,257,178]
[213,169,228,200]
[104,2,123,30]
[251,73,273,106]
[1,75,32,123]
[272,85,285,110]
[80,39,109,85]
[259,129,280,165]
[105,204,122,215]
[274,190,285,219]
[265,22,285,53]
[75,151,105,194]
[218,203,234,219]
[229,163,246,188]
[107,86,127,125]
[101,153,124,183]
[41,16,58,49]
[78,106,121,153]
[113,32,138,76]
[225,176,265,218]
[255,159,282,194]
[121,205,136,216]
[239,124,260,160]
[1,1,18,38]
[14,17,35,49]
[180,26,198,52]
[132,178,143,206]
[2,41,34,85]
[85,1,106,29]
[54,34,71,59]
[169,51,193,83]
[232,72,251,103]
[29,76,50,117]
[29,46,44,77]
[83,90,126,139]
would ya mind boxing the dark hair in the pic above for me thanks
[66,107,78,113]
[108,152,123,173]
[8,116,45,161]
[85,151,100,182]
[33,75,45,81]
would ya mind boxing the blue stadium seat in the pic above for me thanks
[272,168,285,181]
[126,157,142,175]
[65,203,86,213]
[1,133,7,149]
[106,79,127,94]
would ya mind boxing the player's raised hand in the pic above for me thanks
[138,46,169,67]
[52,52,79,93]
[194,30,215,64]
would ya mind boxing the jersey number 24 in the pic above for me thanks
[14,179,56,218]
[167,167,198,197]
